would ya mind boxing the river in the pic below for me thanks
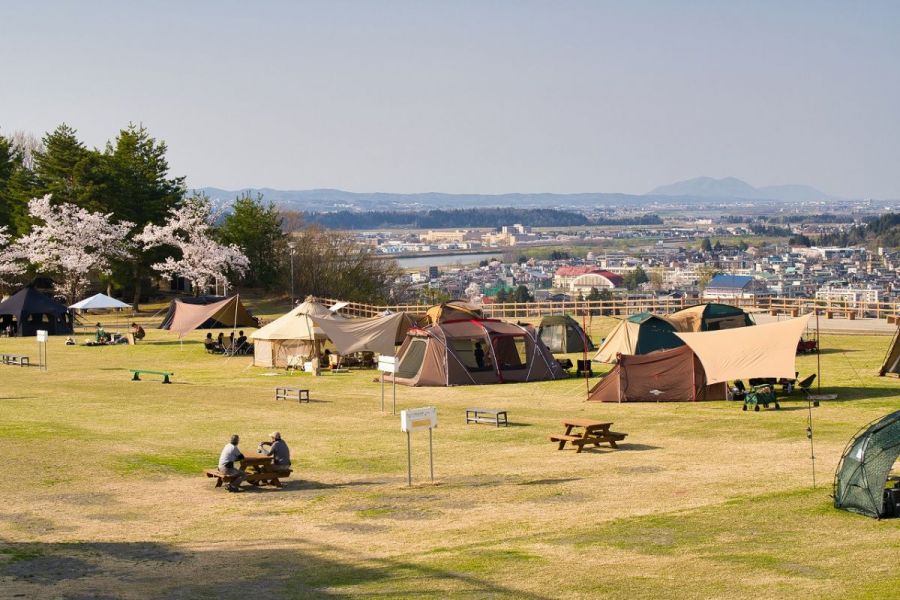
[394,252,504,268]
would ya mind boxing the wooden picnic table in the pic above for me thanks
[550,418,628,453]
[205,452,292,489]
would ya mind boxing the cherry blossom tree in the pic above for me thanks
[0,225,24,290]
[136,194,249,294]
[13,195,134,303]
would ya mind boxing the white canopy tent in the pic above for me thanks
[69,293,131,311]
[675,314,812,385]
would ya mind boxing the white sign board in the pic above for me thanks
[378,355,397,374]
[36,330,49,342]
[400,406,437,432]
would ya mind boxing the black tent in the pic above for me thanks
[0,287,73,336]
[834,410,900,518]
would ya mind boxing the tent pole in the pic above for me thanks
[582,312,589,399]
[807,396,816,488]
[815,309,821,392]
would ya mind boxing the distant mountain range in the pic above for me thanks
[648,176,839,202]
[199,177,843,213]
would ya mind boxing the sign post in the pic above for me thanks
[36,330,48,371]
[378,355,397,414]
[400,407,437,486]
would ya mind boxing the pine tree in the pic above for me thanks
[218,192,286,289]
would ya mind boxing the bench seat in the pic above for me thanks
[205,469,293,488]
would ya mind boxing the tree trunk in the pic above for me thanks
[132,263,142,311]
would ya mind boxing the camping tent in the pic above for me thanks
[387,319,564,386]
[309,312,415,357]
[538,315,595,354]
[587,345,728,402]
[0,287,73,336]
[668,303,754,332]
[158,295,255,336]
[69,293,132,311]
[675,314,811,384]
[593,312,683,363]
[879,327,900,376]
[251,297,337,367]
[418,301,483,327]
[833,410,900,518]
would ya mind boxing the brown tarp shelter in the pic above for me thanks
[387,318,564,386]
[880,327,900,376]
[251,297,336,367]
[418,301,483,327]
[675,314,811,385]
[159,295,255,336]
[309,312,415,356]
[588,345,728,402]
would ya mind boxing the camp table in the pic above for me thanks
[205,453,291,488]
[550,419,627,453]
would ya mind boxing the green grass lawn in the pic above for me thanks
[0,308,898,599]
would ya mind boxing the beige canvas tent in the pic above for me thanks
[880,327,900,376]
[418,301,483,327]
[668,303,754,332]
[251,298,337,367]
[159,295,255,337]
[675,314,811,384]
[387,319,564,386]
[588,345,728,402]
[309,312,415,356]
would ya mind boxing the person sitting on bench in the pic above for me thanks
[218,434,247,492]
[131,323,145,341]
[258,431,291,474]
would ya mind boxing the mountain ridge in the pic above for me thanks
[648,176,838,202]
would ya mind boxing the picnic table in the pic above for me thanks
[205,452,292,488]
[549,418,627,453]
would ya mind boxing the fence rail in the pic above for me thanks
[319,296,900,322]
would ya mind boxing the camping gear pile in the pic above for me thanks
[742,384,779,411]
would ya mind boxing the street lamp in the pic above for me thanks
[288,242,296,304]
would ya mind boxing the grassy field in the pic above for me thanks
[1,304,898,599]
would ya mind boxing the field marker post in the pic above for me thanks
[400,407,437,486]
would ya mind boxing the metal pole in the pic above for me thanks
[807,397,816,488]
[429,428,434,483]
[381,370,385,412]
[815,309,821,392]
[407,431,412,487]
[392,375,397,415]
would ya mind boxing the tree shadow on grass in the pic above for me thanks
[0,537,552,599]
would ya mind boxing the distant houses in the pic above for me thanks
[702,274,770,300]
[553,266,624,293]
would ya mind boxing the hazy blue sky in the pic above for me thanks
[2,1,898,197]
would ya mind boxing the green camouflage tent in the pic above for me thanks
[537,315,594,354]
[834,410,900,518]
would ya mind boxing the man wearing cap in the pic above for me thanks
[259,432,291,474]
[218,434,247,492]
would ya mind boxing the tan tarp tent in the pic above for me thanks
[675,314,811,385]
[387,319,564,386]
[588,345,728,402]
[309,312,415,357]
[418,301,483,327]
[878,327,900,376]
[251,297,337,367]
[160,295,255,337]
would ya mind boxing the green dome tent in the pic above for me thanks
[537,315,594,354]
[834,410,900,518]
[593,312,683,363]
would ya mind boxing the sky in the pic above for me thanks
[2,1,899,198]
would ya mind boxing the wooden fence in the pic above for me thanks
[320,296,900,322]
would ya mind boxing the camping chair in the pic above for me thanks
[285,354,303,372]
[730,380,747,402]
[796,374,819,406]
